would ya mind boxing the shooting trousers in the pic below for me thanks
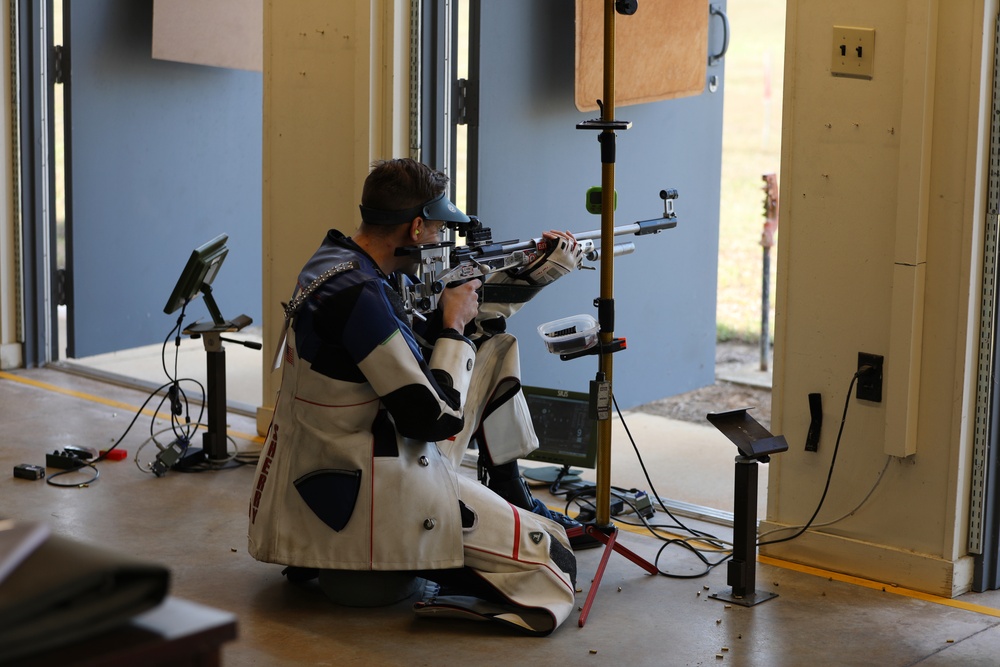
[437,333,538,468]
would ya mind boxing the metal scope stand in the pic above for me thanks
[707,408,788,607]
[563,0,663,629]
[182,284,258,464]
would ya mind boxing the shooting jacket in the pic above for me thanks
[248,231,477,570]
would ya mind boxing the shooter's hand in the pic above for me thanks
[511,230,583,285]
[542,230,583,266]
[440,278,483,331]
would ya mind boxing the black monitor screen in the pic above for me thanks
[522,385,598,470]
[163,234,229,316]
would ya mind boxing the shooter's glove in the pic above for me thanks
[506,233,583,286]
[471,232,583,340]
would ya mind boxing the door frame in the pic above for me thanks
[16,0,58,367]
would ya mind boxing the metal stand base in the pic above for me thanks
[709,589,779,607]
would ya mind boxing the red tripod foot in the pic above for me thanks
[576,524,658,626]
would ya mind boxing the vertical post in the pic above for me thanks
[760,174,778,373]
[575,2,659,627]
[201,333,230,462]
[760,246,770,372]
[594,0,617,529]
[728,457,758,597]
[708,409,782,607]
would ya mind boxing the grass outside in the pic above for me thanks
[715,0,785,343]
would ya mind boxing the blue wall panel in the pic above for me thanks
[65,0,261,358]
[475,1,725,409]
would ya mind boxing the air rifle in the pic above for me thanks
[395,189,680,320]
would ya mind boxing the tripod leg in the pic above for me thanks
[578,527,616,627]
[610,538,659,575]
[578,525,659,626]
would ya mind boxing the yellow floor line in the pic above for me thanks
[562,510,1000,620]
[0,370,264,445]
[757,554,1000,619]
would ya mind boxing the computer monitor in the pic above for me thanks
[163,234,229,324]
[521,385,598,484]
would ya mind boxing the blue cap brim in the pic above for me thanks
[421,193,470,224]
[359,192,469,226]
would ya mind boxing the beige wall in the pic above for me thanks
[0,1,20,370]
[257,0,410,433]
[763,0,995,596]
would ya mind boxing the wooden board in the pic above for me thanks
[152,0,262,72]
[575,0,708,112]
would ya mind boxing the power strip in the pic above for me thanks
[45,451,89,470]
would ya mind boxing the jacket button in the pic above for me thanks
[418,456,429,466]
[423,518,436,530]
[467,359,473,371]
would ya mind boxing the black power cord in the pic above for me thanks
[47,302,244,486]
[549,392,734,579]
[757,366,869,547]
[549,364,874,574]
[610,394,734,578]
[145,300,249,473]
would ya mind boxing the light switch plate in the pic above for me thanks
[832,26,875,79]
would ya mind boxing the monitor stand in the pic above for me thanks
[522,464,583,485]
[181,313,254,464]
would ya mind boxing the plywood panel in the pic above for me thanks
[576,0,707,112]
[152,0,262,72]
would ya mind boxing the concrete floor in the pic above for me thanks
[4,365,1000,665]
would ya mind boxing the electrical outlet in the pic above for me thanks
[832,26,875,79]
[857,352,884,402]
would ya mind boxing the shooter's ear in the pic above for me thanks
[409,217,424,242]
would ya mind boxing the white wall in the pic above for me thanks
[763,0,995,596]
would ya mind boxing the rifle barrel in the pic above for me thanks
[499,217,676,254]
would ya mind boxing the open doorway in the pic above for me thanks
[43,1,263,412]
[626,0,784,518]
[452,0,780,520]
[635,0,784,426]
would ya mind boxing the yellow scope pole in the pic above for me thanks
[575,1,655,629]
[595,0,617,529]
